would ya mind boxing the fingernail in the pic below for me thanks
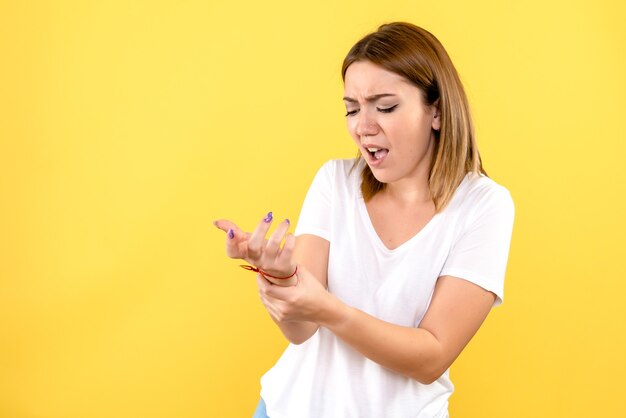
[212,221,218,227]
[285,219,290,225]
[227,229,235,239]
[263,212,273,223]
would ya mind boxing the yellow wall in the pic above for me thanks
[1,1,625,417]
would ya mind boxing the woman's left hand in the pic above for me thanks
[257,264,340,325]
[214,213,297,285]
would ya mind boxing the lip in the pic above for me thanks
[361,143,389,167]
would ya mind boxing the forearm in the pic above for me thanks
[271,318,319,345]
[321,296,445,384]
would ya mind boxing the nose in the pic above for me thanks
[355,109,378,138]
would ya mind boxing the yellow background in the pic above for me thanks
[1,0,625,417]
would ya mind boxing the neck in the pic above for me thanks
[382,144,434,206]
[383,177,432,206]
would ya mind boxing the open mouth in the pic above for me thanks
[366,147,389,161]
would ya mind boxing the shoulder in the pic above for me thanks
[449,173,515,219]
[464,174,513,201]
[317,158,358,175]
[312,158,360,184]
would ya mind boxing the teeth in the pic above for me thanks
[367,147,380,152]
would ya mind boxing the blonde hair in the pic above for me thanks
[342,22,486,212]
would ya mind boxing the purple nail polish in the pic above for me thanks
[285,219,290,225]
[263,212,273,223]
[227,229,235,239]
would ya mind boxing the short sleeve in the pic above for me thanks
[294,161,335,241]
[440,184,515,307]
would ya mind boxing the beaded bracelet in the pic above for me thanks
[240,265,298,281]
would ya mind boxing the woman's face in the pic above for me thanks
[343,60,440,187]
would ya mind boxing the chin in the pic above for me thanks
[368,167,394,184]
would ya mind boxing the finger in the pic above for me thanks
[213,219,242,234]
[256,273,271,290]
[213,219,251,259]
[263,219,291,263]
[224,227,243,258]
[262,300,283,322]
[257,286,286,321]
[275,232,296,271]
[257,274,285,301]
[247,211,274,260]
[257,277,281,315]
[256,285,278,315]
[261,277,292,300]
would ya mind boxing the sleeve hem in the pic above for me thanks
[439,267,504,307]
[294,228,331,242]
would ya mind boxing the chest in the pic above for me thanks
[325,192,454,326]
[364,195,437,251]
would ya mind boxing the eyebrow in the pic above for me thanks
[342,93,397,103]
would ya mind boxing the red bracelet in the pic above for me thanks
[240,265,298,280]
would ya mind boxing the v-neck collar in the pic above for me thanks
[356,192,442,254]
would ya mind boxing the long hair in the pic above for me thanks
[342,22,486,212]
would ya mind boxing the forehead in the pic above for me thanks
[343,61,413,96]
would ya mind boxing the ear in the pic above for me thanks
[432,106,441,131]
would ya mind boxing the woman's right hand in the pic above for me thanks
[213,212,297,286]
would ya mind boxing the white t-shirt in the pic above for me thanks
[260,159,515,418]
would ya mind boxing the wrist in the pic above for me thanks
[318,294,353,330]
[241,264,298,287]
[267,274,297,287]
[265,265,298,287]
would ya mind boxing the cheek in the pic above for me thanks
[407,115,433,141]
[346,119,359,140]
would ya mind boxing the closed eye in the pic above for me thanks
[345,104,398,117]
[377,104,398,113]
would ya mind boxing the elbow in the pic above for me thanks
[410,366,447,385]
[407,331,449,384]
[408,355,449,385]
[289,335,312,345]
[411,369,444,385]
[284,326,320,345]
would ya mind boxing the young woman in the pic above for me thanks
[215,22,514,418]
